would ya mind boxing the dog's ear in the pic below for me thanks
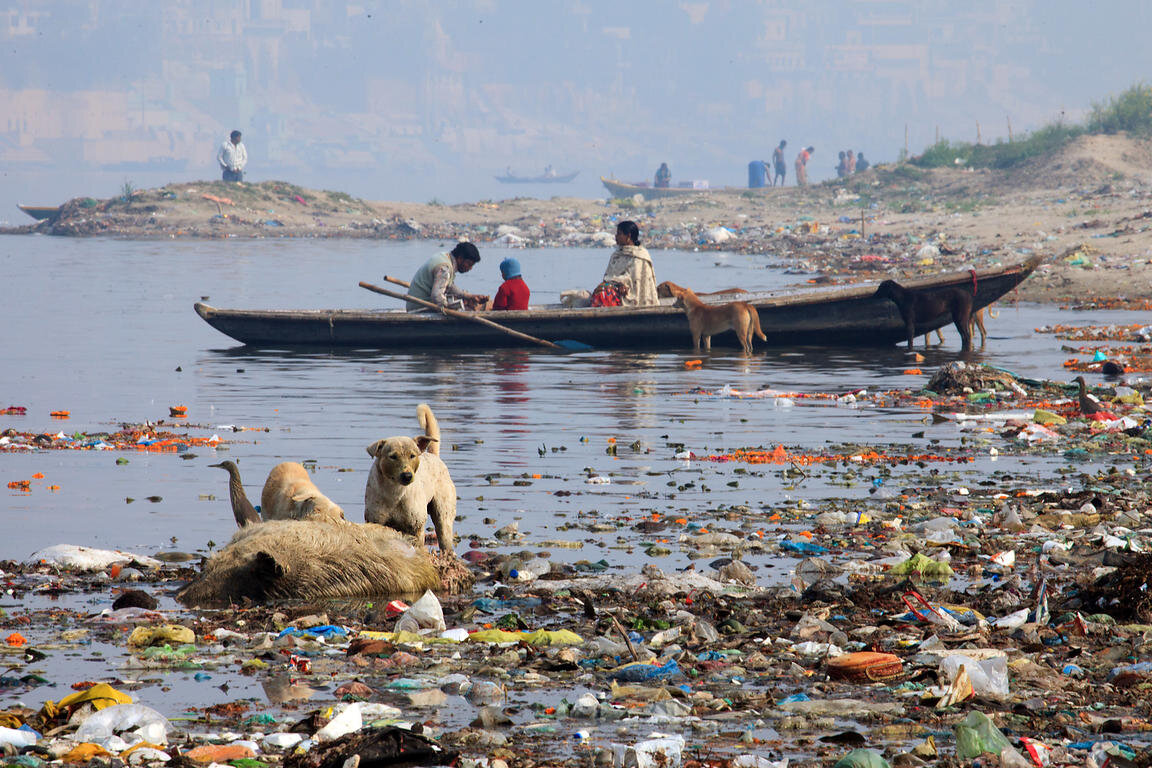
[292,495,317,516]
[366,440,385,458]
[415,435,438,453]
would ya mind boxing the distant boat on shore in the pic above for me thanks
[495,170,579,184]
[17,204,61,222]
[101,157,188,173]
[601,177,713,200]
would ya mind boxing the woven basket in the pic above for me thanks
[827,651,904,683]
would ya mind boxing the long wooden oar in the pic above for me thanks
[358,281,562,350]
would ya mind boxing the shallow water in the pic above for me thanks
[2,235,1143,713]
[4,236,1142,558]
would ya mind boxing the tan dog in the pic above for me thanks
[260,462,346,523]
[364,404,457,554]
[657,280,748,299]
[663,283,766,354]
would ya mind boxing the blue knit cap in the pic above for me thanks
[499,257,521,279]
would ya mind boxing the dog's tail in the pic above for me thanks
[748,305,767,342]
[416,403,441,456]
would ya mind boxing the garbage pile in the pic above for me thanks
[7,367,1152,767]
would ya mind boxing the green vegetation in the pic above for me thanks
[1088,83,1152,134]
[120,180,137,202]
[911,82,1152,171]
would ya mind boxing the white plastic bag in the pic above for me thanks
[613,734,686,768]
[315,702,362,742]
[940,654,1009,699]
[73,703,170,746]
[394,590,445,634]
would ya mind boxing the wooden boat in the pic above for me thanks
[194,254,1044,351]
[17,204,61,222]
[601,176,721,200]
[496,171,579,184]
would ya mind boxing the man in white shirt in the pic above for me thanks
[218,130,247,182]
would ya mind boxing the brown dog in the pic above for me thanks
[657,280,748,299]
[874,279,974,351]
[260,462,346,523]
[364,404,457,554]
[662,282,766,354]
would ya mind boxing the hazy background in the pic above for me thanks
[2,0,1151,222]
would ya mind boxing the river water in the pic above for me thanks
[2,234,1145,715]
[3,236,1142,559]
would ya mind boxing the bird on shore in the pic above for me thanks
[209,460,262,527]
[1073,376,1104,416]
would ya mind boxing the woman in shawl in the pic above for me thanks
[591,220,658,307]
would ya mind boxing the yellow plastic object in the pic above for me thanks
[127,625,196,647]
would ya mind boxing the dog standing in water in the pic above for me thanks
[874,279,975,351]
[923,305,993,347]
[364,404,457,554]
[662,282,767,354]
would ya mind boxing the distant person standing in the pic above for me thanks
[218,130,247,182]
[855,152,870,173]
[836,151,848,178]
[654,162,671,188]
[847,149,857,174]
[747,159,768,188]
[772,140,788,187]
[795,146,813,187]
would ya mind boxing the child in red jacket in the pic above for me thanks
[492,257,530,310]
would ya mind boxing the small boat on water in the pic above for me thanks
[601,177,715,200]
[17,204,61,222]
[194,255,1043,351]
[496,171,579,184]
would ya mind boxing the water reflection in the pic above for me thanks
[5,235,1149,562]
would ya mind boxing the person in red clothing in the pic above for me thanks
[491,257,530,310]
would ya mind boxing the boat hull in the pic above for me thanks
[496,172,579,184]
[194,256,1043,351]
[17,205,61,221]
[601,177,709,200]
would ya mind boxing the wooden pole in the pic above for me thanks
[860,209,865,239]
[1007,116,1013,142]
[358,281,562,350]
[384,275,410,288]
[976,121,981,145]
[904,124,909,158]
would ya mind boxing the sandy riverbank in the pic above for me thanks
[6,135,1152,306]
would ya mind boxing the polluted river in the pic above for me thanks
[5,236,1152,768]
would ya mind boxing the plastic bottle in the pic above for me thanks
[0,726,38,749]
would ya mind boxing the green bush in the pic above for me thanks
[912,123,1083,170]
[1088,82,1152,134]
[907,82,1150,171]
